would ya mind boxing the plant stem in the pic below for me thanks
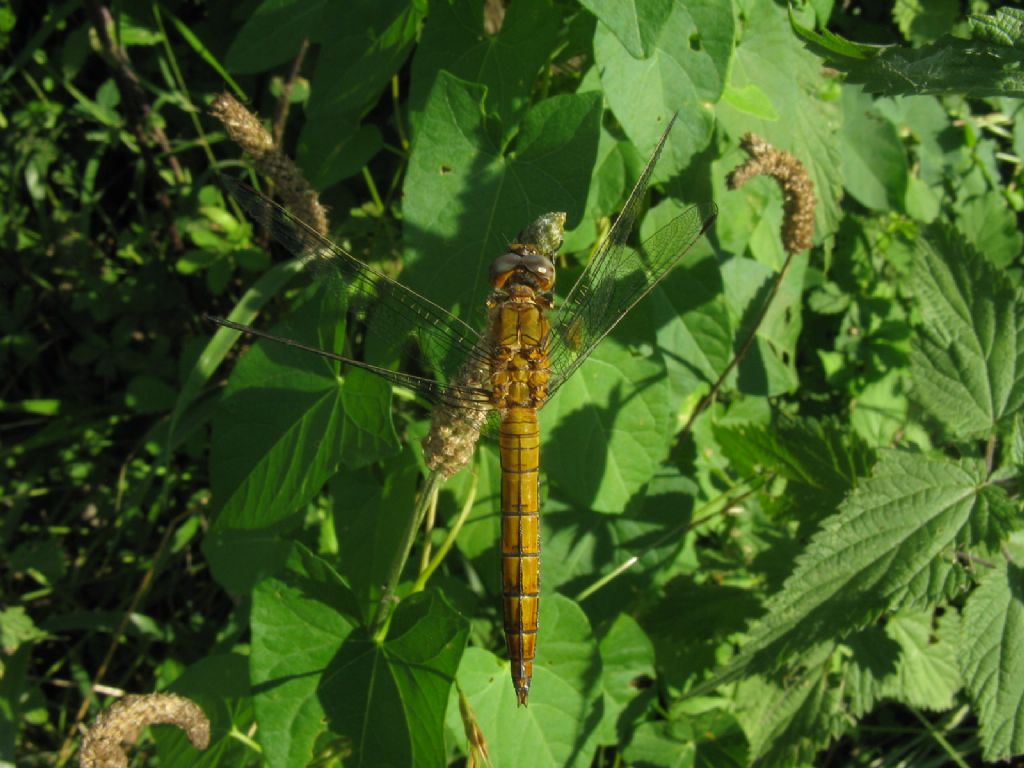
[413,471,478,593]
[371,470,443,640]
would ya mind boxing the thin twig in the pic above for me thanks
[271,38,310,147]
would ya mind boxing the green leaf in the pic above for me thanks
[970,7,1024,50]
[542,333,674,513]
[838,85,909,212]
[731,451,1011,673]
[960,559,1024,762]
[251,545,360,767]
[791,11,1024,98]
[735,645,847,765]
[595,613,656,743]
[455,594,602,767]
[623,698,748,767]
[225,0,326,73]
[297,0,424,186]
[714,416,874,515]
[154,654,256,768]
[329,456,420,623]
[579,0,676,59]
[210,289,398,530]
[910,227,1024,440]
[893,0,959,45]
[593,0,730,173]
[319,589,469,768]
[956,192,1024,269]
[409,0,561,125]
[719,2,843,239]
[402,73,602,321]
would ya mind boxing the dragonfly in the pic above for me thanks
[209,113,717,706]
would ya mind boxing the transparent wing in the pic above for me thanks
[547,116,718,395]
[224,178,492,381]
[206,315,493,411]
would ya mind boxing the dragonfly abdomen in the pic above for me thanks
[499,406,541,706]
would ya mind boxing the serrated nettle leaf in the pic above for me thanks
[731,451,1010,673]
[734,643,847,766]
[955,191,1024,269]
[960,559,1024,762]
[454,594,602,768]
[402,73,602,324]
[910,227,1024,440]
[593,0,730,174]
[210,289,398,531]
[713,416,875,514]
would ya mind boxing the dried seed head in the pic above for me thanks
[728,133,816,253]
[79,693,210,768]
[515,212,566,257]
[422,362,491,478]
[209,92,329,236]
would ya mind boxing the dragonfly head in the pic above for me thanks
[490,247,556,294]
[491,211,565,295]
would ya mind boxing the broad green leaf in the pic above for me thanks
[718,0,843,239]
[297,0,424,187]
[225,0,326,73]
[731,451,1013,673]
[623,699,748,767]
[719,253,805,397]
[402,72,602,324]
[210,289,398,530]
[910,227,1024,440]
[593,0,730,173]
[893,0,959,45]
[251,545,468,768]
[250,545,360,767]
[456,594,602,767]
[409,0,561,125]
[202,528,290,595]
[319,590,469,768]
[735,645,847,765]
[882,609,960,709]
[641,198,730,400]
[595,613,656,744]
[643,577,762,691]
[579,0,675,59]
[956,192,1024,269]
[961,559,1024,762]
[542,333,674,513]
[714,416,875,516]
[838,85,909,212]
[329,454,420,623]
[843,608,960,719]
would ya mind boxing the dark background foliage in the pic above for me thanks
[3,0,1023,766]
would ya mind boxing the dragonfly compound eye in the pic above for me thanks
[522,253,556,290]
[491,251,524,288]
